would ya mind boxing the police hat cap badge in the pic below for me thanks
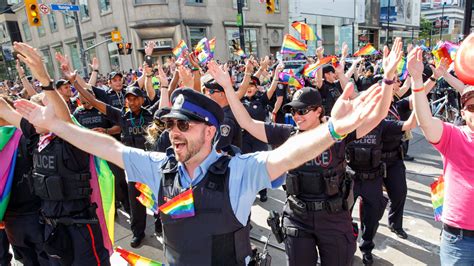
[220,124,231,137]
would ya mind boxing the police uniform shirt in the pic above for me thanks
[356,76,378,92]
[92,86,126,109]
[319,80,343,115]
[150,130,171,153]
[216,106,242,151]
[73,107,113,130]
[105,105,154,150]
[122,147,285,225]
[382,101,408,152]
[242,91,269,122]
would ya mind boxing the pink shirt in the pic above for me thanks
[432,122,474,230]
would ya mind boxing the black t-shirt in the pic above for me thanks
[382,101,407,152]
[216,106,242,151]
[319,81,343,116]
[356,76,377,92]
[243,92,269,122]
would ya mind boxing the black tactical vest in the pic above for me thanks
[121,108,153,150]
[346,124,383,171]
[74,107,109,130]
[382,103,404,159]
[158,155,252,266]
[31,137,92,204]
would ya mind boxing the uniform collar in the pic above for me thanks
[177,148,221,188]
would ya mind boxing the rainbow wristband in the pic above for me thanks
[328,120,347,142]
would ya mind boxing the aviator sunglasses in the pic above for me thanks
[290,106,317,116]
[163,119,203,132]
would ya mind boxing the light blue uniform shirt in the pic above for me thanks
[122,147,285,225]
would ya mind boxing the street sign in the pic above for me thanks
[50,4,80,12]
[111,31,122,42]
[39,3,50,14]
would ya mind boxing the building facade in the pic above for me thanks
[421,0,466,44]
[0,2,22,80]
[12,0,288,79]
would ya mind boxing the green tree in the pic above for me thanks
[419,16,433,43]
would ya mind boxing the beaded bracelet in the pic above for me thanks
[328,120,347,142]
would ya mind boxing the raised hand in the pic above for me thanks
[207,61,233,89]
[316,46,324,59]
[89,57,99,71]
[382,37,403,79]
[245,55,254,74]
[16,59,25,77]
[330,82,382,136]
[341,42,348,58]
[145,41,155,56]
[177,65,193,88]
[431,57,449,79]
[188,52,201,69]
[406,47,424,80]
[13,42,51,85]
[14,99,56,130]
[274,62,284,77]
[157,64,169,87]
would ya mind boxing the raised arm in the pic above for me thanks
[407,47,443,143]
[157,65,171,109]
[315,47,324,89]
[0,97,22,128]
[143,63,156,101]
[265,63,284,100]
[16,59,36,97]
[442,69,466,93]
[88,57,99,86]
[188,53,202,92]
[236,57,255,99]
[207,61,268,143]
[396,77,411,98]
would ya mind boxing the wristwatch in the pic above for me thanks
[382,77,396,85]
[40,80,55,91]
[429,76,436,82]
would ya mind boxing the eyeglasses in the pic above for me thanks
[464,104,474,112]
[163,119,202,132]
[290,106,316,116]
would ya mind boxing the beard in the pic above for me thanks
[174,128,206,163]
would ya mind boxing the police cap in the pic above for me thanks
[154,107,171,120]
[108,71,123,80]
[283,87,322,112]
[249,76,260,86]
[55,79,70,88]
[161,88,224,128]
[203,79,225,93]
[124,86,145,98]
[322,65,335,75]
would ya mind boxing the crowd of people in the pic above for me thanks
[0,34,473,266]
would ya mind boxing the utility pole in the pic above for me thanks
[352,0,355,54]
[387,0,391,45]
[440,1,446,41]
[70,0,88,77]
[237,0,246,53]
[463,0,472,37]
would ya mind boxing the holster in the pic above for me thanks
[43,224,74,265]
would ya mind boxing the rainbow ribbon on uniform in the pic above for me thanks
[159,188,195,219]
[303,56,335,77]
[281,34,307,54]
[354,43,379,57]
[135,182,158,214]
[115,247,164,266]
[0,127,21,222]
[431,175,444,222]
[172,40,188,58]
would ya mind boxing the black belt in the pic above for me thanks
[306,201,325,211]
[356,164,385,180]
[443,224,474,238]
[381,150,401,160]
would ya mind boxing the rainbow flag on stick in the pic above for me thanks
[279,72,304,89]
[135,183,158,214]
[281,34,307,54]
[172,40,188,58]
[430,175,444,222]
[353,44,379,57]
[194,37,210,54]
[0,127,21,221]
[432,41,459,66]
[303,56,335,77]
[291,21,317,41]
[115,247,164,266]
[159,188,195,219]
[397,57,408,80]
[209,38,216,57]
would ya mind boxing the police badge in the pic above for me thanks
[220,125,231,137]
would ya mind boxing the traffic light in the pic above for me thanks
[117,43,125,55]
[266,0,275,14]
[117,43,132,55]
[25,0,41,26]
[124,43,132,55]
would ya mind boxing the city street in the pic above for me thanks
[108,127,444,265]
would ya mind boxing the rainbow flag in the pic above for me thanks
[281,34,307,54]
[0,127,21,221]
[430,175,444,222]
[353,44,379,57]
[397,57,408,80]
[432,41,458,66]
[209,38,216,56]
[115,247,164,266]
[235,49,245,58]
[291,21,317,41]
[135,183,158,214]
[303,56,335,77]
[197,51,211,65]
[172,40,188,58]
[194,37,210,54]
[159,188,195,219]
[279,72,304,89]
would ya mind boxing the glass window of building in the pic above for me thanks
[189,27,206,48]
[232,0,247,9]
[275,0,280,11]
[79,0,90,20]
[226,28,258,57]
[68,43,81,71]
[22,21,32,41]
[85,39,97,63]
[41,49,54,77]
[48,13,58,32]
[186,0,204,4]
[99,0,111,13]
[107,42,120,72]
[63,13,73,27]
[37,24,46,37]
[134,0,167,4]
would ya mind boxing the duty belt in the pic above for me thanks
[355,164,386,180]
[381,149,402,160]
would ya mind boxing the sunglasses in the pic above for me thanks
[290,106,316,116]
[163,119,201,132]
[464,104,474,112]
[206,88,221,94]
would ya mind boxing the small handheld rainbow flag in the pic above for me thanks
[281,34,307,54]
[172,40,188,58]
[198,51,211,65]
[432,41,458,66]
[194,37,210,54]
[291,21,317,41]
[397,57,408,80]
[353,44,379,57]
[159,188,195,219]
[209,38,216,57]
[430,175,444,222]
[279,72,304,89]
[135,183,158,214]
[115,247,164,266]
[235,49,246,58]
[303,56,335,77]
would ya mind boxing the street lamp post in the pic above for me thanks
[386,0,391,45]
[440,1,446,41]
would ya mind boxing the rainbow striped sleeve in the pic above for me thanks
[159,188,195,219]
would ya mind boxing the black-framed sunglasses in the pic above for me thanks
[290,106,317,116]
[206,88,221,95]
[163,119,202,132]
[464,104,474,112]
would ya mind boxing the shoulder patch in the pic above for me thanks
[220,124,231,137]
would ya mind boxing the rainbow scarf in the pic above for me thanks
[354,44,379,56]
[303,56,335,77]
[172,40,188,58]
[115,247,164,266]
[397,57,408,80]
[209,38,216,57]
[135,183,158,214]
[0,127,22,221]
[279,72,304,89]
[281,34,307,54]
[430,175,444,222]
[291,21,317,41]
[159,188,195,219]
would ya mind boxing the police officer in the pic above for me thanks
[11,42,110,265]
[347,114,417,265]
[55,79,78,113]
[0,96,49,266]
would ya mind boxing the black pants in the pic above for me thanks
[0,230,12,266]
[109,162,130,213]
[128,182,162,237]
[352,177,387,254]
[4,213,49,266]
[44,222,110,266]
[382,159,407,230]
[283,203,356,266]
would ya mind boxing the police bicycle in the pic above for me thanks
[429,86,463,125]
